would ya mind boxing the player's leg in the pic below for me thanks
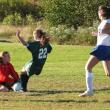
[102,61,110,77]
[20,61,33,92]
[79,55,99,97]
[20,71,29,92]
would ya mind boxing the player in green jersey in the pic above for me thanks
[16,29,52,92]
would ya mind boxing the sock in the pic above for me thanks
[20,72,29,92]
[85,70,93,92]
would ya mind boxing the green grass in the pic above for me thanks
[0,43,110,110]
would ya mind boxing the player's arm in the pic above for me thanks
[16,30,27,46]
[101,23,110,35]
[9,63,19,81]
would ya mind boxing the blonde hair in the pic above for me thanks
[33,29,50,44]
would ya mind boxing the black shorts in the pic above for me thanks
[22,61,43,77]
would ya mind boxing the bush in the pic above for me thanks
[26,14,35,25]
[47,25,75,44]
[41,0,82,28]
[3,13,22,25]
[43,22,98,45]
[41,0,110,28]
[0,0,43,23]
[74,27,96,45]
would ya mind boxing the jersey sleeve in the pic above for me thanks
[9,63,19,81]
[47,43,52,53]
[26,42,34,52]
[26,42,39,53]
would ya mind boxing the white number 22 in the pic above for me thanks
[38,48,47,59]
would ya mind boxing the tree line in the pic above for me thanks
[0,0,110,27]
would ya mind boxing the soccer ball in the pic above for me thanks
[12,82,22,92]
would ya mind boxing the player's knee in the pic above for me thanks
[21,71,27,75]
[105,72,110,77]
[85,65,92,72]
[20,72,29,79]
[106,74,110,77]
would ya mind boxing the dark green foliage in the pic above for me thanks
[0,0,110,45]
[41,0,110,28]
[3,13,22,25]
[0,0,43,24]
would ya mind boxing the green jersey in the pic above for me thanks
[24,41,52,76]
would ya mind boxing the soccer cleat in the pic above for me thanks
[79,91,93,97]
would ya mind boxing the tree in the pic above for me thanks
[41,0,110,28]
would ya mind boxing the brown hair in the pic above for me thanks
[33,29,44,39]
[99,5,110,19]
[33,29,50,45]
[0,57,2,64]
[0,51,9,56]
[42,32,50,43]
[0,51,9,64]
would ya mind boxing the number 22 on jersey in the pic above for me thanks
[38,48,47,59]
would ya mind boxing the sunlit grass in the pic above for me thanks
[0,43,110,110]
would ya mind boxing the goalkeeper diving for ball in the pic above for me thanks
[16,29,52,92]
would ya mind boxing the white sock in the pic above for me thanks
[85,70,93,92]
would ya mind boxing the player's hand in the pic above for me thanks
[16,30,21,37]
[91,32,98,37]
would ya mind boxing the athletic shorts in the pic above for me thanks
[90,45,110,61]
[22,61,42,77]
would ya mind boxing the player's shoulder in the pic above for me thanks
[28,41,40,46]
[7,63,14,68]
[8,63,13,66]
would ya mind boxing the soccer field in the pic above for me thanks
[0,43,110,110]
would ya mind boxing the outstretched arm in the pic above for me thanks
[9,63,19,82]
[16,30,27,46]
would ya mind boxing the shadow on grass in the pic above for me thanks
[0,98,98,103]
[28,86,110,96]
[94,86,110,92]
[29,99,98,103]
[0,89,98,104]
[28,89,83,96]
[104,100,110,103]
[0,40,12,43]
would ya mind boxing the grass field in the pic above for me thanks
[0,43,110,110]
